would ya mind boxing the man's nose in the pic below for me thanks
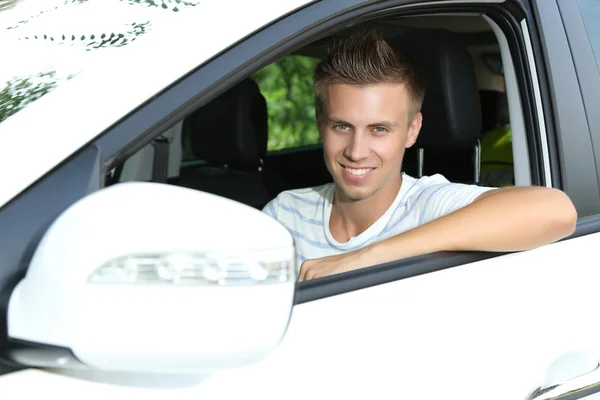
[344,131,370,161]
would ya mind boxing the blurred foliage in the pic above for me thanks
[0,0,20,12]
[253,55,321,152]
[6,1,92,31]
[85,21,150,50]
[0,71,60,123]
[17,21,151,50]
[0,0,200,125]
[8,0,198,48]
[5,0,196,30]
[124,0,199,11]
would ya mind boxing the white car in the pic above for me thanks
[1,0,600,399]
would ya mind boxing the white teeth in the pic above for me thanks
[345,167,372,176]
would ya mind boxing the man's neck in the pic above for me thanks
[329,174,403,243]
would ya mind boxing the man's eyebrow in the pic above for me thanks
[327,117,353,126]
[326,118,399,128]
[367,120,398,128]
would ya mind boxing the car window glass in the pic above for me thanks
[0,0,200,125]
[577,0,600,73]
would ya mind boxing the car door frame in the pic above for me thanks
[530,0,600,217]
[555,0,600,190]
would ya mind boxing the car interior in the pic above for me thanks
[108,14,516,212]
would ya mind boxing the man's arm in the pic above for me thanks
[298,186,577,281]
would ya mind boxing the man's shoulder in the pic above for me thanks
[400,172,495,203]
[401,173,451,195]
[402,172,492,192]
[399,173,497,222]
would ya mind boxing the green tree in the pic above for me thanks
[253,55,321,151]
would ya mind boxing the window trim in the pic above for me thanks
[483,14,533,187]
[531,0,600,216]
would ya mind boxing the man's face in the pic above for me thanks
[319,82,422,202]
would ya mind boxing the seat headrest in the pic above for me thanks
[184,78,268,170]
[392,28,482,147]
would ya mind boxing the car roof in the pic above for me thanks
[0,0,311,208]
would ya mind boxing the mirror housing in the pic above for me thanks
[7,182,296,373]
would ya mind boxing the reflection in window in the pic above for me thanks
[0,70,66,124]
[0,0,200,125]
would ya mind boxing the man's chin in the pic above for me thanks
[336,185,376,203]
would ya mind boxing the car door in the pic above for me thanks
[209,236,600,399]
[2,1,600,399]
[187,1,600,399]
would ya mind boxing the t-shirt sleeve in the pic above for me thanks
[262,195,280,220]
[416,178,498,225]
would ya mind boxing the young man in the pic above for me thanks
[262,30,577,282]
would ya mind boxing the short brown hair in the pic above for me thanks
[313,29,425,125]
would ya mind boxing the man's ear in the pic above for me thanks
[405,112,422,149]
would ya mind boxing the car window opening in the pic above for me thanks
[108,13,521,282]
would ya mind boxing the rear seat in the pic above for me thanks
[176,78,290,209]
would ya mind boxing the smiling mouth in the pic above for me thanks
[343,166,375,176]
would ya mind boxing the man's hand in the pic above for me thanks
[299,250,365,282]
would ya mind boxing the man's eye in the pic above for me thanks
[334,124,350,131]
[373,126,388,134]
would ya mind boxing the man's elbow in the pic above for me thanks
[547,188,578,238]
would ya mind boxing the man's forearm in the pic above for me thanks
[357,186,578,267]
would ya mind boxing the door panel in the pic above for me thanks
[200,232,600,399]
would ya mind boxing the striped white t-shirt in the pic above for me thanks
[262,173,496,266]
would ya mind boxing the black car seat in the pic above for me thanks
[176,78,289,209]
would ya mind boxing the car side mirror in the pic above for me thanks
[5,182,296,373]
